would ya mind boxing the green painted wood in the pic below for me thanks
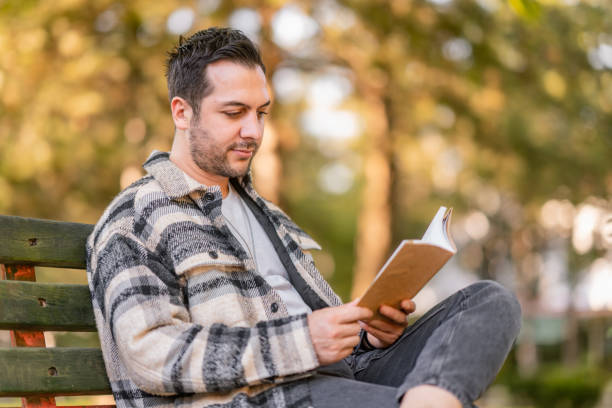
[0,348,111,396]
[0,281,96,331]
[0,215,93,268]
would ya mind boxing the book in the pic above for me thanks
[357,206,456,319]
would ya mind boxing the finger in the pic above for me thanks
[360,323,396,346]
[337,335,362,351]
[400,299,416,313]
[336,304,374,323]
[364,318,403,334]
[360,320,404,343]
[332,322,363,339]
[379,304,408,325]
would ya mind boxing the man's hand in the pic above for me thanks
[359,299,416,349]
[307,300,373,365]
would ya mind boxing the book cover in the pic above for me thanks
[357,207,456,319]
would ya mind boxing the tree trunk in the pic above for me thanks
[252,121,281,204]
[251,9,284,204]
[351,87,392,299]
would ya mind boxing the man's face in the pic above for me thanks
[188,60,270,179]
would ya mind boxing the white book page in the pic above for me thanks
[421,206,456,252]
[421,206,447,243]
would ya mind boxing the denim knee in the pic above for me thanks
[465,280,522,337]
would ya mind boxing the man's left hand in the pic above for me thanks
[359,299,416,349]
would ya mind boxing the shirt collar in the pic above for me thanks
[142,150,253,199]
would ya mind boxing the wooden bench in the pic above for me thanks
[0,215,114,408]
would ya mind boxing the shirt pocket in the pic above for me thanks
[175,250,245,278]
[165,223,245,277]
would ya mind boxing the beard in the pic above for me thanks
[188,126,259,178]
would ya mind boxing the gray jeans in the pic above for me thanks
[307,280,522,408]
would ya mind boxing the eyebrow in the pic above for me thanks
[220,100,271,109]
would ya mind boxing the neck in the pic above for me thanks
[170,130,230,198]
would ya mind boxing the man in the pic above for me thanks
[87,27,521,408]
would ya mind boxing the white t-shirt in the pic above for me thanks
[221,185,312,315]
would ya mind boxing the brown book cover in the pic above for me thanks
[357,207,456,320]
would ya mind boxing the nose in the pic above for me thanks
[240,112,263,141]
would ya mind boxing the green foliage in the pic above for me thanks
[1,0,610,283]
[340,0,612,209]
[504,365,610,408]
[508,0,542,20]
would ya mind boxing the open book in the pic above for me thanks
[357,207,456,319]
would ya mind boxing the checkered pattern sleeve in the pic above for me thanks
[88,230,320,396]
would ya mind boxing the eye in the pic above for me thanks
[224,111,241,117]
[257,111,269,119]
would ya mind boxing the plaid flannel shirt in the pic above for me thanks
[86,151,343,407]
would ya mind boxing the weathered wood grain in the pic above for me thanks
[0,281,95,331]
[0,215,93,268]
[0,348,111,396]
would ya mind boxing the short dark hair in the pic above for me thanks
[165,27,266,118]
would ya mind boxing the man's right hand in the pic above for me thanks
[307,300,373,365]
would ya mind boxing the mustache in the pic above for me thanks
[228,141,258,151]
[188,127,259,152]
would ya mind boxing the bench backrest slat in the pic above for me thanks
[0,281,96,331]
[0,215,112,407]
[0,215,93,268]
[0,348,111,396]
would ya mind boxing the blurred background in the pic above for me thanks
[0,0,611,406]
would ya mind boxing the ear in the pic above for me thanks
[171,97,193,130]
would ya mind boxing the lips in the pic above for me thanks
[230,148,254,158]
[228,142,258,159]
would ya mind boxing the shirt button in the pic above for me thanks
[271,302,279,313]
[208,251,218,259]
[204,192,215,202]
